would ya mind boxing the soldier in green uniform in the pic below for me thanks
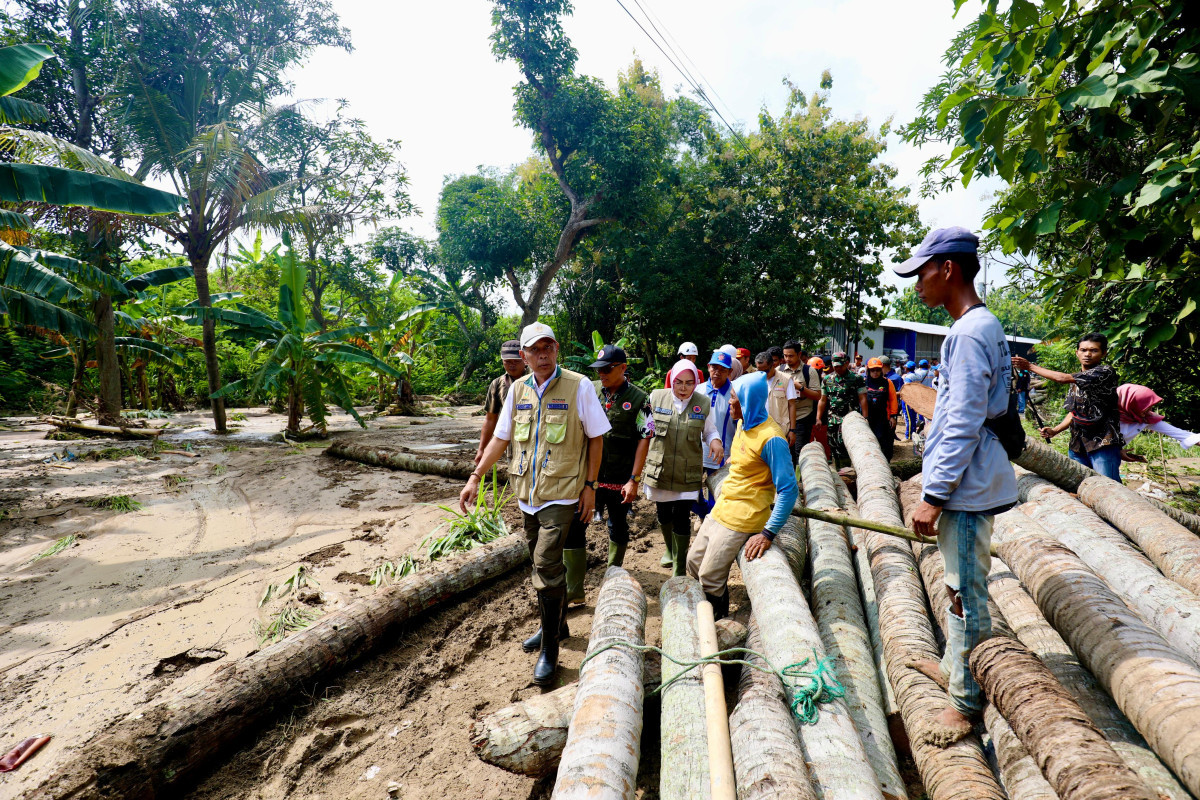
[562,344,652,605]
[816,351,868,466]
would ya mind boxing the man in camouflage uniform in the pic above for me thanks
[816,351,868,465]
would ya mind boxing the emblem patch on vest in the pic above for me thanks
[654,407,673,415]
[516,402,533,410]
[547,402,569,410]
[622,401,632,410]
[688,413,706,420]
[692,405,702,413]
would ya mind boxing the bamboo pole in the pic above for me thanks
[971,637,1158,800]
[660,577,710,800]
[326,439,474,480]
[992,510,1200,797]
[698,600,735,800]
[1017,469,1200,667]
[552,567,647,800]
[729,620,819,800]
[737,538,885,800]
[472,619,747,777]
[791,505,999,558]
[1076,474,1200,597]
[38,535,530,800]
[841,412,1006,800]
[798,442,906,799]
[986,560,1191,800]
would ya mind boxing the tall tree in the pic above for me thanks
[120,0,350,431]
[487,1,671,324]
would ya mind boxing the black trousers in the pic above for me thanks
[656,499,692,532]
[792,410,818,463]
[870,416,895,461]
[565,487,631,548]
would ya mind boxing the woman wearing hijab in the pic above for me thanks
[1118,384,1200,452]
[644,360,725,575]
[686,371,798,618]
[719,344,744,379]
[864,357,899,460]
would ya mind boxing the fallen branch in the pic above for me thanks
[471,619,746,777]
[326,439,474,480]
[552,567,646,800]
[971,636,1158,800]
[36,535,529,800]
[40,415,164,440]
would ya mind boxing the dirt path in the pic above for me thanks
[0,405,486,799]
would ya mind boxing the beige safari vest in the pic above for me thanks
[644,388,709,492]
[508,367,588,508]
[765,372,793,432]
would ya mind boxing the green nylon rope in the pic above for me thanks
[577,640,845,725]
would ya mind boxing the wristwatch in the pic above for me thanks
[584,480,597,489]
[629,475,641,483]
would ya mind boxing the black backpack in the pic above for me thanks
[985,382,1027,459]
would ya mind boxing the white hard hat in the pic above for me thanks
[520,322,557,348]
[718,344,738,358]
[678,341,699,357]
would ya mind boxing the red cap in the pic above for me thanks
[736,347,751,358]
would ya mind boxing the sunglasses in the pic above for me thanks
[596,364,622,374]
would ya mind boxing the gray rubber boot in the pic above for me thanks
[659,520,675,568]
[671,533,691,577]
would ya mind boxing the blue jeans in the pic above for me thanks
[1016,391,1027,414]
[1069,443,1123,483]
[937,509,993,715]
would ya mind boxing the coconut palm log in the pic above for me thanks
[985,704,1059,800]
[1075,475,1200,597]
[841,412,1005,800]
[552,567,647,800]
[327,439,474,479]
[38,534,530,800]
[730,620,819,800]
[992,511,1200,796]
[986,559,1190,800]
[1017,470,1200,667]
[798,442,906,799]
[659,576,710,800]
[971,636,1158,800]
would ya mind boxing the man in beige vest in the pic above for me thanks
[756,350,797,448]
[462,322,610,685]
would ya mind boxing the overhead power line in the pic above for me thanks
[610,0,749,150]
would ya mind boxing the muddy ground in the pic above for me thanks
[0,405,752,800]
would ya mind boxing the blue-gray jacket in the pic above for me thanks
[922,306,1018,513]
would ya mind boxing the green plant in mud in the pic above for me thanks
[259,564,319,607]
[423,467,511,562]
[85,495,142,512]
[223,444,241,452]
[210,463,227,476]
[163,474,188,488]
[370,555,418,587]
[25,534,77,565]
[253,606,322,645]
[228,412,248,422]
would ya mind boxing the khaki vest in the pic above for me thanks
[713,417,787,533]
[644,388,709,492]
[765,372,793,432]
[595,379,648,484]
[508,368,589,507]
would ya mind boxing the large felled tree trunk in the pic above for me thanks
[37,535,529,800]
[1075,475,1200,597]
[191,251,227,433]
[986,559,1190,800]
[327,439,474,480]
[471,619,746,777]
[970,636,1158,800]
[1017,470,1200,666]
[992,511,1200,796]
[658,577,709,800]
[841,412,1005,800]
[798,443,906,799]
[737,536,884,800]
[730,619,819,800]
[552,567,646,800]
[984,704,1058,800]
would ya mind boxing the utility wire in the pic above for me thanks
[632,0,738,124]
[611,0,750,150]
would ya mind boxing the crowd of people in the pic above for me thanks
[459,224,1199,740]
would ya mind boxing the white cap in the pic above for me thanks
[718,344,738,358]
[520,322,557,348]
[678,341,699,357]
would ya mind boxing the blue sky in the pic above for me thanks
[288,0,1005,291]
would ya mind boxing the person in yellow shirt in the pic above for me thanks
[685,371,799,618]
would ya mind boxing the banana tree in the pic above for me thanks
[184,235,402,437]
[0,42,184,423]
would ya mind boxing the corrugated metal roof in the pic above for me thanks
[826,312,1042,345]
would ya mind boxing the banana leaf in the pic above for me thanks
[0,207,32,231]
[0,94,48,125]
[124,265,193,292]
[0,44,52,97]
[21,247,131,299]
[0,287,94,338]
[1,242,80,303]
[309,324,378,344]
[114,337,185,367]
[313,342,402,377]
[0,163,183,215]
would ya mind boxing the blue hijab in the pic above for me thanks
[733,371,770,430]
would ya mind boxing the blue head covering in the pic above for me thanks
[733,371,769,430]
